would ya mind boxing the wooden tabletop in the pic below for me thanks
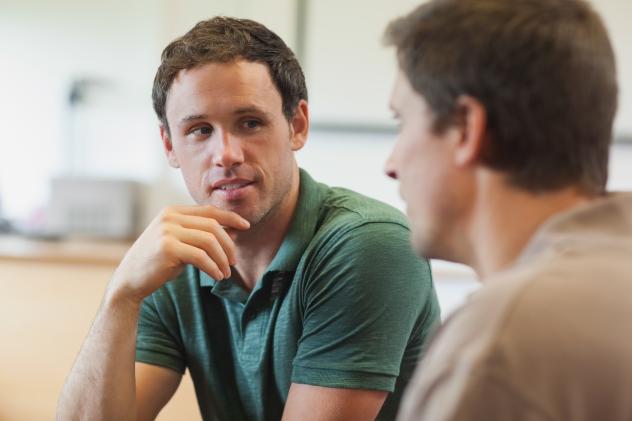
[0,234,131,266]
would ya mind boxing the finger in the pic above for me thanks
[208,224,237,266]
[167,205,250,230]
[173,241,225,281]
[168,214,237,265]
[176,226,232,278]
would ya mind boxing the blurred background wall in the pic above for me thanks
[1,0,631,301]
[2,0,630,226]
[0,0,631,419]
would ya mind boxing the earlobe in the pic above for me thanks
[290,100,309,151]
[160,125,180,168]
[453,96,487,167]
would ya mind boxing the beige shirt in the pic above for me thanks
[398,193,632,421]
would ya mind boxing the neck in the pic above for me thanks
[232,165,301,290]
[463,171,593,280]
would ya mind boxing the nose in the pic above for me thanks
[212,129,244,169]
[384,151,398,180]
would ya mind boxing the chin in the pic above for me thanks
[410,223,442,260]
[411,236,430,258]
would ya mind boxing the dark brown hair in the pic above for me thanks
[152,17,307,133]
[385,0,618,195]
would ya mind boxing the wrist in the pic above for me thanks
[103,281,144,312]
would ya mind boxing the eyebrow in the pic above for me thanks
[178,114,207,126]
[233,106,270,118]
[177,106,270,126]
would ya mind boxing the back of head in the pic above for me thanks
[385,0,618,195]
[153,17,308,132]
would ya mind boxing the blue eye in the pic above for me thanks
[243,119,261,130]
[191,126,212,136]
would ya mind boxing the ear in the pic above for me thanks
[289,99,309,151]
[452,95,488,167]
[160,124,180,168]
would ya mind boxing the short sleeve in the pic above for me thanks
[292,221,440,392]
[135,292,186,374]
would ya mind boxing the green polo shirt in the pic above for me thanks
[136,169,440,421]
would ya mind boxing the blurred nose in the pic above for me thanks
[384,151,398,180]
[212,129,244,169]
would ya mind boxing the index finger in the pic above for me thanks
[169,205,250,230]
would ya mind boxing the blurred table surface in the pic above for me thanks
[0,234,132,265]
[0,234,200,421]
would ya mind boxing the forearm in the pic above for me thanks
[282,384,387,421]
[57,287,141,421]
[55,205,246,420]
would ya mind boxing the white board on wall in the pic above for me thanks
[591,0,632,137]
[303,0,423,127]
[160,0,296,50]
[303,0,632,139]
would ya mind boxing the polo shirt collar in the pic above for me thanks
[199,168,325,292]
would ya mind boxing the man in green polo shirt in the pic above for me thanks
[57,17,439,421]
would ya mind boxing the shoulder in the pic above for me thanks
[490,250,632,357]
[402,269,546,420]
[300,169,409,229]
[425,262,559,369]
[295,186,434,308]
[495,253,632,366]
[307,186,428,273]
[307,185,414,256]
[419,255,632,418]
[319,185,410,229]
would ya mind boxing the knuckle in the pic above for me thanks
[193,249,214,269]
[158,236,175,255]
[202,238,225,263]
[158,223,173,239]
[191,248,205,263]
[159,207,175,223]
[201,236,216,252]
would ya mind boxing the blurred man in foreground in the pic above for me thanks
[384,0,632,419]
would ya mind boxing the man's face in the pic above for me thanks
[385,70,470,260]
[162,60,306,225]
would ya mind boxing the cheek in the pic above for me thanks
[399,139,449,212]
[174,141,209,165]
[396,135,429,185]
[258,134,293,174]
[179,153,205,179]
[173,145,210,195]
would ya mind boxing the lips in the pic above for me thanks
[211,178,255,200]
[211,178,253,191]
[216,182,252,191]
